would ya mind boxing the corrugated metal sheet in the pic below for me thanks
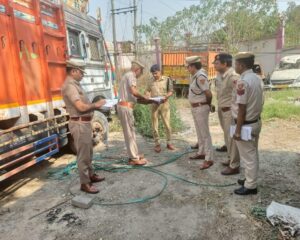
[162,51,218,80]
[162,51,216,68]
[163,52,188,66]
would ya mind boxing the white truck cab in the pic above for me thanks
[270,55,300,89]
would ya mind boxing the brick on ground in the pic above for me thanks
[71,195,94,209]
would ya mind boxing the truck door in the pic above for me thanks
[11,0,50,112]
[40,1,67,105]
[0,0,22,121]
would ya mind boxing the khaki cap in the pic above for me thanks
[132,60,145,69]
[185,56,201,65]
[66,60,86,74]
[235,52,255,60]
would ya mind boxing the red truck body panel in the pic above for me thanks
[0,0,68,182]
[0,0,66,119]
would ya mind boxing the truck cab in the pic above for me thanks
[269,55,300,89]
[0,0,113,182]
[64,4,114,146]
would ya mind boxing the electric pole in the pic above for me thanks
[111,1,137,75]
[111,0,119,79]
[133,0,137,57]
[275,13,285,65]
[154,37,161,69]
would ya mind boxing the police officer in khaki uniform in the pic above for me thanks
[232,52,263,195]
[213,53,240,175]
[118,60,156,166]
[186,56,214,170]
[145,64,175,153]
[62,61,106,194]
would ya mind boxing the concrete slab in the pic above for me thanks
[71,195,94,209]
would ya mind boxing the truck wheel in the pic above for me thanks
[58,127,68,148]
[182,86,188,98]
[67,134,77,154]
[92,111,109,146]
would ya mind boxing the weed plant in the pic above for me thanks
[262,89,300,120]
[134,97,184,137]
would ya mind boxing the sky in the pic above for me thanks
[88,0,299,42]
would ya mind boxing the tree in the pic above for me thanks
[138,0,279,52]
[284,2,300,47]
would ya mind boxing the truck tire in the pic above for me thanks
[92,111,109,146]
[58,127,68,148]
[182,86,188,98]
[67,112,109,154]
[67,133,77,154]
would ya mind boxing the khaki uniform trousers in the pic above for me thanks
[191,105,214,160]
[117,105,139,160]
[218,108,240,168]
[69,121,94,184]
[235,120,261,189]
[151,102,172,145]
[229,136,240,169]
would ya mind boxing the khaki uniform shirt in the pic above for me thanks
[62,76,92,118]
[215,67,240,108]
[146,76,173,97]
[118,71,137,103]
[232,69,263,121]
[188,69,209,103]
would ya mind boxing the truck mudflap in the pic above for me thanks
[0,134,59,182]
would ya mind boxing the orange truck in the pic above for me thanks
[0,0,113,181]
[162,51,218,96]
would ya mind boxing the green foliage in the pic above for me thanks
[264,89,300,101]
[284,2,300,47]
[133,97,184,138]
[262,89,300,120]
[262,101,300,120]
[137,0,279,51]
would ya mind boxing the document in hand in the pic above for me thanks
[230,125,252,141]
[149,96,164,103]
[102,99,119,108]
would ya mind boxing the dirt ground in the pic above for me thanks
[1,99,300,240]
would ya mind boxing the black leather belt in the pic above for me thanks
[234,118,259,124]
[70,116,92,122]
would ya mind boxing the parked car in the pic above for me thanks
[269,55,300,89]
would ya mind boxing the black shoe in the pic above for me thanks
[190,144,199,149]
[237,179,246,186]
[216,145,227,152]
[234,186,257,195]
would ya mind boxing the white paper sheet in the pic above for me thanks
[102,99,119,108]
[149,96,165,103]
[230,125,252,141]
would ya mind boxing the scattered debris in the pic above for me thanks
[29,198,71,220]
[46,208,62,224]
[58,213,82,227]
[267,201,300,238]
[251,206,266,220]
[0,208,10,216]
